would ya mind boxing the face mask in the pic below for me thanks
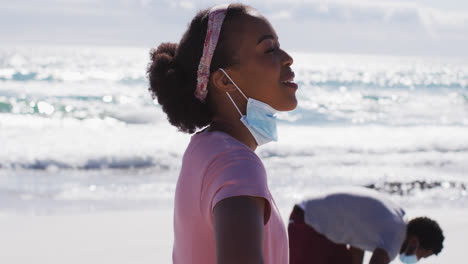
[219,68,278,146]
[399,253,418,264]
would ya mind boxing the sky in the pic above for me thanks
[1,0,468,56]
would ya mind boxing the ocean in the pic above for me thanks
[1,45,467,215]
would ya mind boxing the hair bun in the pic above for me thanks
[147,42,179,102]
[150,42,178,77]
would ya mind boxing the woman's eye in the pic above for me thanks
[266,47,277,53]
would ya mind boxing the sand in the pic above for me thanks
[0,206,463,264]
[0,209,173,264]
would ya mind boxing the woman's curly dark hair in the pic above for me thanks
[147,4,251,133]
[405,217,444,255]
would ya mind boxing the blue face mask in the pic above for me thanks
[399,253,418,264]
[219,68,278,146]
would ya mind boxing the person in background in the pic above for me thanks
[288,187,444,264]
[147,3,298,264]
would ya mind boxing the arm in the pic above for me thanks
[350,246,364,264]
[213,195,266,264]
[369,248,390,264]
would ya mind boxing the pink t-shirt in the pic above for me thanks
[173,131,288,264]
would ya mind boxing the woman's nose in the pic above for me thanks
[281,49,293,67]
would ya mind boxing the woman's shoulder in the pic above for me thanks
[190,130,257,156]
[181,130,269,199]
[183,130,264,175]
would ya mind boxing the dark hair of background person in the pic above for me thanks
[147,4,252,133]
[403,217,445,255]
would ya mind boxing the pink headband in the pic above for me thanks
[194,4,229,102]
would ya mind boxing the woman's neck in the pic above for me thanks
[208,118,257,151]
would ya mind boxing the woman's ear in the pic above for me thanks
[210,69,237,93]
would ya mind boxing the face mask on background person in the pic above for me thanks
[219,68,278,146]
[399,253,418,264]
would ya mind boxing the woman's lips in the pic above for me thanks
[282,81,298,89]
[281,71,297,89]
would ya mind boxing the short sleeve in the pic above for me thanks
[200,149,272,226]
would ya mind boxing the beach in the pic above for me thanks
[1,46,467,263]
[0,206,466,264]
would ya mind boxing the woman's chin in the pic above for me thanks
[278,98,298,112]
[287,100,298,111]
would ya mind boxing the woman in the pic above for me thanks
[147,3,298,264]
